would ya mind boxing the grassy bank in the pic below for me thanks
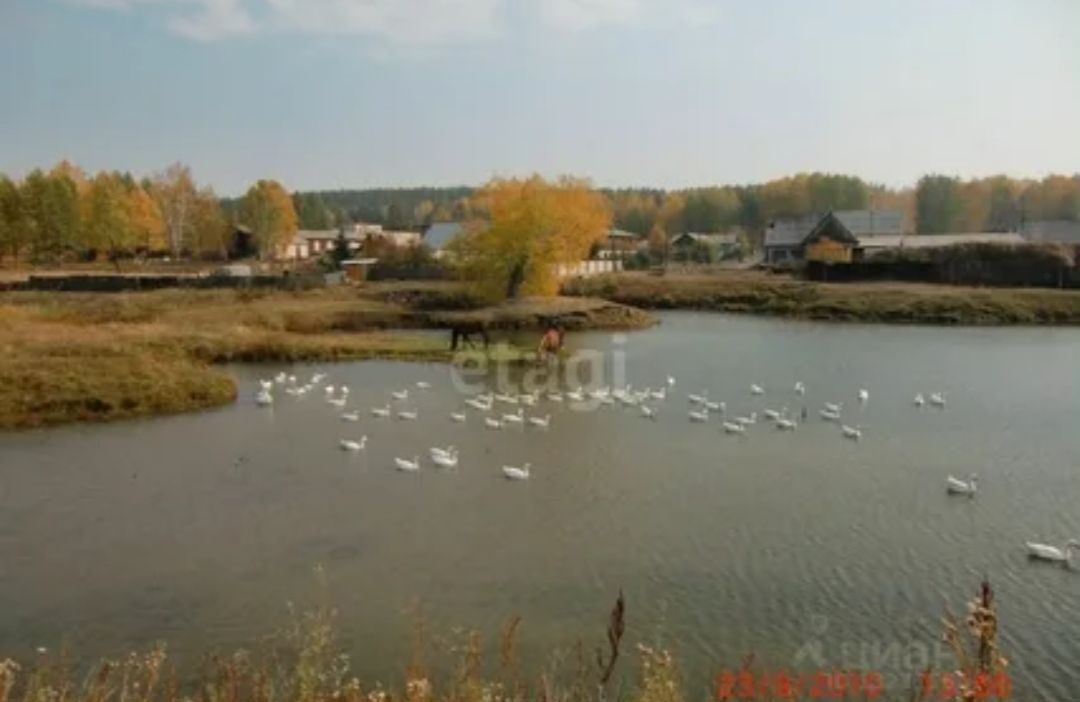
[564,271,1080,325]
[0,582,1008,702]
[0,285,652,430]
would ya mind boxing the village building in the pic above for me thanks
[765,210,905,265]
[422,222,464,258]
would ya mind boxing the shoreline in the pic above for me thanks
[0,284,654,430]
[563,271,1080,326]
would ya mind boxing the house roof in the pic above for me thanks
[834,210,904,236]
[766,210,904,248]
[608,228,640,239]
[298,229,359,241]
[673,232,738,246]
[858,233,1025,249]
[1021,220,1080,244]
[423,222,464,249]
[763,214,822,247]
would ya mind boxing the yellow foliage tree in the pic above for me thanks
[82,171,135,263]
[448,176,611,300]
[126,183,167,252]
[240,179,298,260]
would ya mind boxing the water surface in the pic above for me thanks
[1,313,1078,700]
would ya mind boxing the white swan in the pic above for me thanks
[735,412,757,426]
[449,411,467,423]
[502,463,531,480]
[640,405,656,420]
[259,379,273,391]
[370,404,390,418]
[397,410,418,421]
[547,392,564,402]
[429,446,456,460]
[484,417,503,430]
[431,452,458,468]
[416,381,432,389]
[340,386,349,396]
[287,375,297,384]
[274,372,287,384]
[688,392,708,405]
[327,396,347,408]
[311,373,326,383]
[566,388,585,402]
[339,437,367,451]
[819,408,841,422]
[688,408,709,423]
[823,402,842,413]
[395,456,420,472]
[794,381,805,395]
[858,388,869,402]
[913,393,925,407]
[1025,540,1080,565]
[255,390,274,407]
[391,389,409,401]
[776,418,797,431]
[325,385,335,394]
[762,408,782,421]
[494,392,519,405]
[722,421,746,434]
[465,397,492,411]
[930,392,947,407]
[840,424,862,441]
[750,384,765,396]
[528,414,551,428]
[650,387,666,401]
[667,375,676,386]
[704,400,725,412]
[502,408,525,424]
[946,474,977,496]
[340,411,361,422]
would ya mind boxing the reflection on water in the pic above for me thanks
[1,313,1078,700]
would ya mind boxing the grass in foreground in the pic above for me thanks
[0,582,1010,702]
[564,271,1080,325]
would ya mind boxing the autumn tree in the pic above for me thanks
[0,176,27,263]
[21,167,82,261]
[152,163,199,255]
[189,187,230,259]
[448,175,611,300]
[82,171,136,263]
[916,175,965,234]
[240,179,298,260]
[126,182,167,251]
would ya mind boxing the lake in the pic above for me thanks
[1,313,1078,700]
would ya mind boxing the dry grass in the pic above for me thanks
[564,271,1080,325]
[0,583,1010,702]
[0,284,648,429]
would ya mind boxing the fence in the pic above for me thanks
[11,273,326,293]
[554,260,623,279]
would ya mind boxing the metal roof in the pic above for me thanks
[423,222,464,250]
[673,232,738,246]
[1021,220,1080,244]
[298,229,359,241]
[608,228,640,239]
[834,210,904,236]
[858,233,1025,249]
[764,214,821,247]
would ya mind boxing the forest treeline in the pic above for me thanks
[291,172,1080,238]
[2,162,1078,264]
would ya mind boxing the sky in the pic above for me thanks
[1,0,1078,196]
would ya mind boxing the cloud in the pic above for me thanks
[263,0,500,45]
[167,0,255,41]
[535,0,644,32]
[65,0,720,45]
